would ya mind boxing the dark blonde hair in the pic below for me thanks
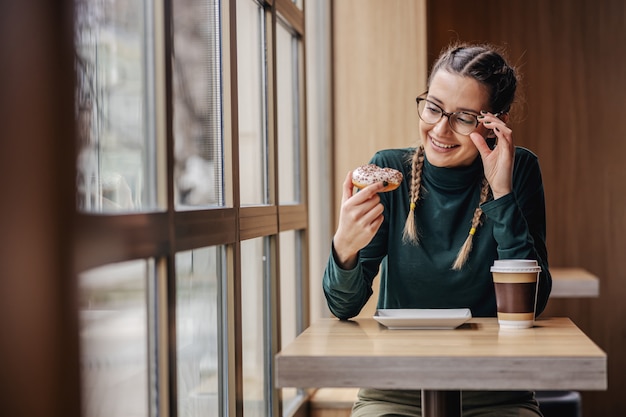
[402,43,517,270]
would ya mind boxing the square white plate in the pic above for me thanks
[373,308,472,329]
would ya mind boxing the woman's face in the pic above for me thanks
[420,70,492,168]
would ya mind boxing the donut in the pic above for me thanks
[352,164,403,192]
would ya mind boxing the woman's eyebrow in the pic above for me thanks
[427,95,481,115]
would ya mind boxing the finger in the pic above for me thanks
[470,132,492,157]
[353,201,384,236]
[349,190,382,222]
[366,212,385,235]
[481,115,513,149]
[341,171,354,204]
[496,124,513,141]
[352,180,387,201]
[366,181,387,195]
[481,114,511,137]
[490,124,514,152]
[360,198,384,223]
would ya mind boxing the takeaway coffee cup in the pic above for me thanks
[490,260,542,329]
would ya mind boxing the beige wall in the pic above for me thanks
[332,0,427,224]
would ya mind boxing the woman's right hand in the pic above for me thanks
[332,171,386,269]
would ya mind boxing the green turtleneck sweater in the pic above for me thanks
[323,147,551,320]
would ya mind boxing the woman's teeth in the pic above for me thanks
[432,137,458,149]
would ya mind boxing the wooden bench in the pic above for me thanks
[550,267,599,298]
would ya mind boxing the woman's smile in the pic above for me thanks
[430,136,459,150]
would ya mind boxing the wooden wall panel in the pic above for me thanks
[0,2,80,417]
[332,0,427,224]
[426,0,626,415]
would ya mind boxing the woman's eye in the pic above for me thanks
[426,105,441,115]
[456,114,476,125]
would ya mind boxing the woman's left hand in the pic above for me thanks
[470,112,514,199]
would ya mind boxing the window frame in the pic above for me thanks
[72,1,309,417]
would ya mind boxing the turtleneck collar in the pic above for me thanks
[422,152,483,191]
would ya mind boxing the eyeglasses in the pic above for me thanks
[416,96,483,136]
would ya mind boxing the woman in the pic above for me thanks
[323,43,552,416]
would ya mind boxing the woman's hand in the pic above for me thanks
[470,112,514,199]
[332,171,386,269]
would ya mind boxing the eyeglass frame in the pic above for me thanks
[415,94,503,136]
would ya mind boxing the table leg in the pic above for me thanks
[421,390,462,417]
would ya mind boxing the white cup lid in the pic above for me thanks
[490,259,542,273]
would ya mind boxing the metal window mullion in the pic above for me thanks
[213,0,226,207]
[259,5,271,205]
[217,245,229,417]
[143,0,158,210]
[147,259,166,417]
[263,235,279,417]
[291,35,301,202]
[294,231,304,335]
[139,1,166,413]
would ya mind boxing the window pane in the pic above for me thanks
[237,0,269,206]
[75,0,158,212]
[79,259,153,417]
[241,237,269,416]
[276,23,302,204]
[172,0,224,209]
[279,230,300,347]
[176,246,223,417]
[279,230,304,410]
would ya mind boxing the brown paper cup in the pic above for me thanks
[491,260,541,329]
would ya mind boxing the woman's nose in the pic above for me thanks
[432,114,452,135]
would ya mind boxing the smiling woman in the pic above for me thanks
[324,42,551,417]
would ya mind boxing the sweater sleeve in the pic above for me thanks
[324,211,390,319]
[480,148,552,315]
[322,243,376,319]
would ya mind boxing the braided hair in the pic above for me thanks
[403,43,518,270]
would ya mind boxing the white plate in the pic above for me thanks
[373,308,472,329]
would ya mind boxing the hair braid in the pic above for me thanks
[402,146,425,244]
[451,177,491,271]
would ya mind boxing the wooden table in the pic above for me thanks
[550,267,600,298]
[275,317,606,417]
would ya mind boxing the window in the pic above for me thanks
[176,247,224,416]
[173,0,224,209]
[237,0,269,206]
[240,237,270,416]
[279,230,305,410]
[74,0,309,416]
[75,0,159,213]
[276,20,303,204]
[78,260,155,417]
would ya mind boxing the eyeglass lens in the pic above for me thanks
[416,99,478,135]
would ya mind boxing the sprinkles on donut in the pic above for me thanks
[352,164,403,192]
